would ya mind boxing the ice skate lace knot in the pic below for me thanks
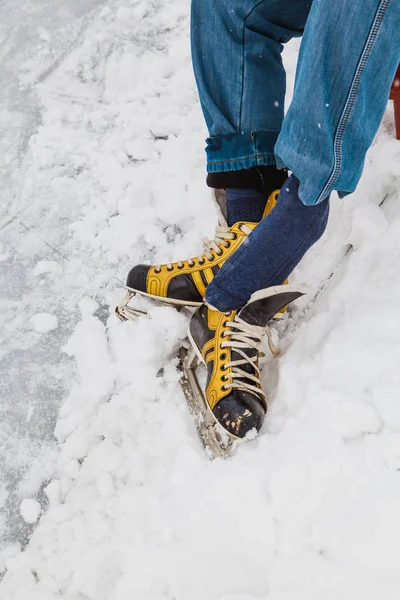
[220,317,280,404]
[155,224,252,271]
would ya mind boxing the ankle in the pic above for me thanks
[205,279,247,313]
[207,165,288,226]
[226,187,267,226]
[206,165,288,195]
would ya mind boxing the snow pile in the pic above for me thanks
[1,0,400,599]
[20,500,41,525]
[29,313,59,333]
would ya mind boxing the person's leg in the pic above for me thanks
[206,174,329,312]
[118,0,314,320]
[205,0,400,312]
[275,0,400,206]
[191,0,313,214]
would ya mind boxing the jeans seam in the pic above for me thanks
[239,17,245,129]
[208,152,275,165]
[316,0,392,203]
[239,0,272,131]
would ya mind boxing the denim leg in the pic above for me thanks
[205,175,329,312]
[191,0,312,173]
[275,0,400,206]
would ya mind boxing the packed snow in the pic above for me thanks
[1,0,400,599]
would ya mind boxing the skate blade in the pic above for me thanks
[115,290,147,322]
[115,290,194,322]
[179,347,237,460]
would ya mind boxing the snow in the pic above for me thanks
[29,313,59,333]
[20,500,41,525]
[33,261,63,277]
[1,0,400,599]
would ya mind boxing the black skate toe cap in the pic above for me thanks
[213,391,266,439]
[126,264,151,292]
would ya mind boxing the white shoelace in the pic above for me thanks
[155,224,252,272]
[220,316,280,404]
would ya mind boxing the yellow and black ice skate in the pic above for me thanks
[116,190,280,321]
[181,284,305,458]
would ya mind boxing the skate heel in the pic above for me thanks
[115,290,147,322]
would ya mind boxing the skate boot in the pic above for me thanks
[181,284,305,458]
[116,189,280,321]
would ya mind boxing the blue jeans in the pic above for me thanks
[191,0,400,206]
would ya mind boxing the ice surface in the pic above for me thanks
[1,0,400,599]
[0,0,109,561]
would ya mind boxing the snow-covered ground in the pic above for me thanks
[1,0,400,598]
[0,0,107,555]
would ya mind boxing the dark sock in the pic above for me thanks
[226,188,267,226]
[207,165,287,195]
[207,165,288,226]
[206,175,330,312]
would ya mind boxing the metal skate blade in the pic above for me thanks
[179,347,236,460]
[115,290,147,322]
[116,290,195,322]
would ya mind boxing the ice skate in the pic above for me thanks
[180,284,305,459]
[116,189,280,321]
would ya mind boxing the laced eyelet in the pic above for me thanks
[217,250,223,256]
[208,257,215,262]
[231,233,238,240]
[177,264,184,269]
[167,266,173,271]
[155,268,161,273]
[221,385,227,391]
[199,259,205,265]
[225,242,231,248]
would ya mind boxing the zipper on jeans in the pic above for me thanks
[316,0,392,203]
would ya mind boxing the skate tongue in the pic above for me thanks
[238,285,306,327]
[213,189,228,227]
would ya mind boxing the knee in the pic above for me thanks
[191,0,248,24]
[191,0,299,40]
